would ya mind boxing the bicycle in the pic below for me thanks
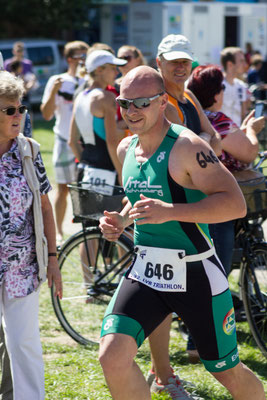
[51,183,135,346]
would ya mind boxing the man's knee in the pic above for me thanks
[211,362,263,394]
[99,334,137,376]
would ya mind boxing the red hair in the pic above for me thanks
[187,65,224,109]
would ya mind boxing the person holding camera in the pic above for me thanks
[41,40,89,245]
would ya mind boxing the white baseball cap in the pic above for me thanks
[85,50,127,73]
[157,34,194,61]
[0,52,4,70]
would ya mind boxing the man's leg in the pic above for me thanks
[99,333,151,400]
[148,314,173,384]
[54,183,68,241]
[211,362,265,400]
[0,324,13,400]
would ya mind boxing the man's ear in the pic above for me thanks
[160,92,169,110]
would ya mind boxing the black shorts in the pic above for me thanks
[100,253,239,373]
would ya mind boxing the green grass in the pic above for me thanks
[33,119,267,399]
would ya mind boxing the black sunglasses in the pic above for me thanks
[0,105,27,116]
[116,92,165,110]
[118,50,139,63]
[119,55,133,62]
[221,83,226,91]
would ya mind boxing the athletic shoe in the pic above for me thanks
[147,370,196,390]
[146,369,156,387]
[151,375,199,399]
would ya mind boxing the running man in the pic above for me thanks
[98,66,265,400]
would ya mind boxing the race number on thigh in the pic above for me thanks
[81,166,116,195]
[128,245,187,292]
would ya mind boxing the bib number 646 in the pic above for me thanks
[144,262,174,280]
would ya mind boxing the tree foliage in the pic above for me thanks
[0,0,92,40]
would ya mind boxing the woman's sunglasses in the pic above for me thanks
[118,50,139,63]
[116,93,165,110]
[0,105,27,116]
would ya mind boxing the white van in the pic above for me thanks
[0,38,66,104]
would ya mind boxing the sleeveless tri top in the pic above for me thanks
[168,92,201,135]
[122,124,212,255]
[74,88,115,171]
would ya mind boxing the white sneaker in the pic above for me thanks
[147,370,196,390]
[151,375,201,400]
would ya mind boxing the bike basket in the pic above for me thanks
[68,184,125,220]
[238,176,267,218]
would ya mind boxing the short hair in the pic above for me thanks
[13,41,24,52]
[64,41,89,59]
[250,54,263,67]
[220,47,242,70]
[118,45,146,66]
[0,71,25,100]
[187,65,224,109]
[9,60,22,73]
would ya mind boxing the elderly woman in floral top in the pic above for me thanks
[187,64,265,276]
[0,71,62,400]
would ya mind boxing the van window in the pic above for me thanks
[27,46,55,66]
[1,49,12,60]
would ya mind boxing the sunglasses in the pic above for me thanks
[71,53,87,60]
[221,83,226,91]
[0,105,27,116]
[118,50,139,63]
[119,55,133,62]
[116,92,165,110]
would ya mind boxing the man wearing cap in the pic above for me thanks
[156,34,221,154]
[41,40,89,244]
[98,65,265,400]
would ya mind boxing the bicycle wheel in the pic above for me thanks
[51,227,134,345]
[241,243,267,358]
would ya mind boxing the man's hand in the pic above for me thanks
[129,194,172,225]
[47,257,62,299]
[99,211,126,241]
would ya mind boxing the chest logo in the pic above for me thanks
[124,176,163,197]
[157,151,166,163]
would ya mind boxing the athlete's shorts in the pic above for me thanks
[53,136,76,184]
[101,253,239,373]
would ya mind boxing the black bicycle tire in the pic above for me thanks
[241,242,267,358]
[51,227,134,345]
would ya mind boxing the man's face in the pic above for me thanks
[233,52,246,76]
[68,50,87,68]
[13,46,24,61]
[157,57,192,87]
[120,79,165,136]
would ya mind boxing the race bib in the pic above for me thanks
[81,166,116,195]
[129,245,187,292]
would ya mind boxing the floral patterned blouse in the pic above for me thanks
[0,139,51,299]
[205,110,249,172]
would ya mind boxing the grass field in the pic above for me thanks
[34,119,267,399]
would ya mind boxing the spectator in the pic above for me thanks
[40,40,89,245]
[115,45,146,89]
[220,47,249,126]
[4,42,37,109]
[187,64,265,275]
[0,70,62,400]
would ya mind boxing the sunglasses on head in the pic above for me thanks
[0,105,27,116]
[116,93,165,110]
